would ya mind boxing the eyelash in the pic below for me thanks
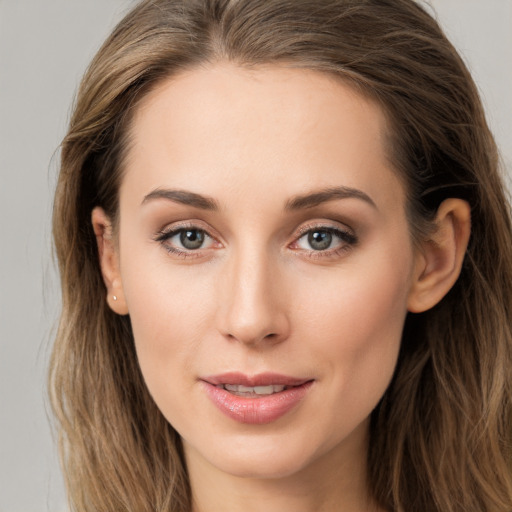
[292,224,358,259]
[153,222,358,260]
[153,223,217,259]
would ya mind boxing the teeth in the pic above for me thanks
[254,385,276,395]
[222,384,286,395]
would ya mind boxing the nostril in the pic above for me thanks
[224,329,284,345]
[218,290,291,345]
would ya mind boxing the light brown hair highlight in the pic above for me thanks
[50,1,512,511]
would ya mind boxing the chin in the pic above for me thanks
[208,447,315,480]
[184,425,338,481]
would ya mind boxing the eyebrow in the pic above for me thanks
[142,188,219,210]
[285,186,377,211]
[141,185,376,212]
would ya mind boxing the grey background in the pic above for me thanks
[0,1,510,511]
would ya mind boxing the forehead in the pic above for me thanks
[121,63,404,213]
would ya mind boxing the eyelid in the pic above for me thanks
[155,219,220,240]
[153,220,223,257]
[293,220,356,240]
[289,220,358,257]
[153,219,357,260]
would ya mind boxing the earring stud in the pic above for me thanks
[113,295,118,301]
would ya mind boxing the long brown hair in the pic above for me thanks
[50,1,512,510]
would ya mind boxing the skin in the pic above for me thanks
[93,63,471,512]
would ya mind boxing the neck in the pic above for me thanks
[185,422,384,512]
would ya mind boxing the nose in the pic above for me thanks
[216,246,290,346]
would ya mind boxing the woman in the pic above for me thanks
[49,0,512,511]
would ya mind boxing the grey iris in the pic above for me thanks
[308,230,332,250]
[180,230,205,249]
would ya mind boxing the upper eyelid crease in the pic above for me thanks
[155,222,356,243]
[295,221,353,234]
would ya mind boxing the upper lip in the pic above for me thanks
[201,372,312,387]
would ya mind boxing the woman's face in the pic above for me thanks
[113,64,421,479]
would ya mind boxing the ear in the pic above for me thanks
[407,198,471,313]
[91,207,129,315]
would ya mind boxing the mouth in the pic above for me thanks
[201,372,314,424]
[216,383,294,397]
[203,372,311,396]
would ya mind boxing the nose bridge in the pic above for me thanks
[217,241,289,345]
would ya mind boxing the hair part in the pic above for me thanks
[50,1,512,511]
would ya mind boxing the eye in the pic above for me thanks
[293,226,357,254]
[154,225,219,255]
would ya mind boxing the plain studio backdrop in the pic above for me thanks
[0,1,510,511]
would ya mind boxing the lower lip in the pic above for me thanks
[201,381,313,424]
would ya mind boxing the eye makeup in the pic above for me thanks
[153,219,358,262]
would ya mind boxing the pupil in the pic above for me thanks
[180,230,204,250]
[308,230,332,251]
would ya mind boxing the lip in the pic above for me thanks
[203,372,311,387]
[201,372,314,424]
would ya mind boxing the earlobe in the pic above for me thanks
[91,207,129,315]
[407,198,471,313]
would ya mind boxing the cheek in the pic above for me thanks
[120,255,217,390]
[293,251,412,400]
[297,253,410,342]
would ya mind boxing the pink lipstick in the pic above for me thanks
[201,372,313,424]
